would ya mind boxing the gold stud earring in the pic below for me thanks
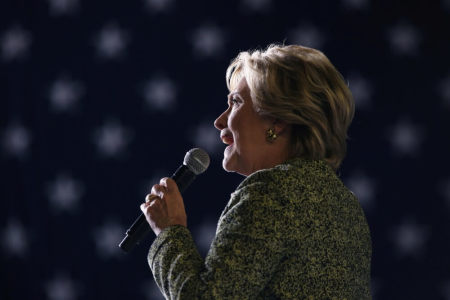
[266,128,277,143]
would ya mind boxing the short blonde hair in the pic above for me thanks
[226,44,355,170]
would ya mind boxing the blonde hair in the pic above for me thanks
[226,44,355,170]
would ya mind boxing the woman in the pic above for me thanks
[141,44,372,299]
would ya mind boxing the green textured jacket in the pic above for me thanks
[148,158,372,299]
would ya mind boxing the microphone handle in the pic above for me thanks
[118,165,195,252]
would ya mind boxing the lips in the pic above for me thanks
[220,132,234,145]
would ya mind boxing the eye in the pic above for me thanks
[227,94,242,107]
[229,96,242,106]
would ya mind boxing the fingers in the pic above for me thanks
[141,194,164,213]
[145,179,171,213]
[151,183,167,198]
[140,177,187,234]
[149,177,180,196]
[145,194,158,203]
[149,177,180,202]
[145,177,183,212]
[160,177,180,195]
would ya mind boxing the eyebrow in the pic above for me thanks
[227,92,239,99]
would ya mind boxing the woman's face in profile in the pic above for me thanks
[214,77,272,176]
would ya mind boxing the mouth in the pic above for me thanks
[220,133,234,146]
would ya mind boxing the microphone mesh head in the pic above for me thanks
[184,148,210,175]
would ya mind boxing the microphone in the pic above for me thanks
[118,148,210,253]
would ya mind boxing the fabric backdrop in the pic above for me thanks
[1,0,449,299]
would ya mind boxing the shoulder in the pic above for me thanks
[229,158,358,222]
[231,162,293,206]
[234,158,334,198]
[224,159,319,219]
[220,159,334,238]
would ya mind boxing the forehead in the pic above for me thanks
[228,66,245,91]
[229,77,250,96]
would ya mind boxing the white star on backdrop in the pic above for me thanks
[347,73,373,110]
[48,0,80,16]
[341,0,370,10]
[144,0,175,13]
[94,23,129,59]
[1,25,32,61]
[93,119,133,158]
[387,23,421,56]
[391,220,429,258]
[388,118,424,156]
[190,24,225,58]
[1,122,32,158]
[240,0,272,13]
[46,173,84,214]
[192,219,217,254]
[48,76,85,112]
[191,121,222,155]
[92,220,125,259]
[288,24,325,50]
[2,219,29,257]
[345,171,376,211]
[45,273,80,300]
[142,75,177,111]
[437,75,450,107]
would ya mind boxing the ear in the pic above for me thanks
[273,119,290,136]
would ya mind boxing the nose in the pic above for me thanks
[214,109,228,130]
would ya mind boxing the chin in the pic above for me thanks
[223,158,249,176]
[222,155,241,174]
[222,158,235,173]
[222,147,247,175]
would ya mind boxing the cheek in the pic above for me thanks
[227,110,237,127]
[228,109,244,135]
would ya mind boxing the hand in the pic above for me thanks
[140,177,187,236]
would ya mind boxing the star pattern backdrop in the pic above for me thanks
[1,0,449,299]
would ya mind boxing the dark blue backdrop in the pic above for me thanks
[1,0,450,299]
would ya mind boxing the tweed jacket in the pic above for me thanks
[147,158,372,299]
